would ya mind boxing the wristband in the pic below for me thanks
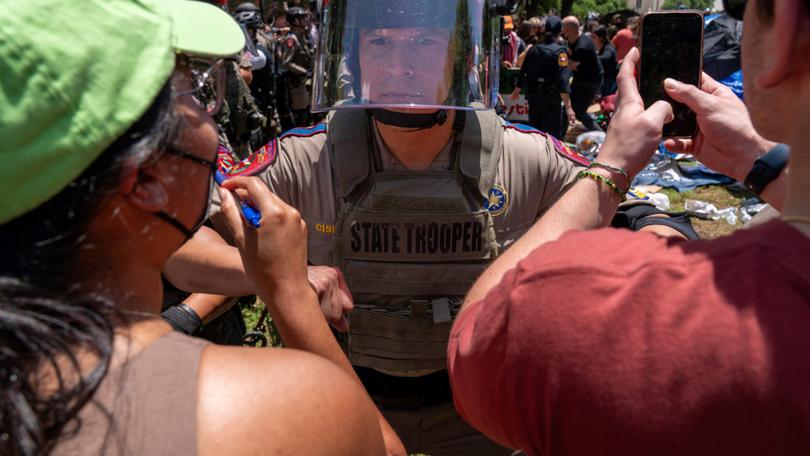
[161,303,204,336]
[744,144,789,195]
[578,170,626,197]
[589,161,629,187]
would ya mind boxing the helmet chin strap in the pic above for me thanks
[369,109,449,131]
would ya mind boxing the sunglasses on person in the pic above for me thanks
[723,0,746,21]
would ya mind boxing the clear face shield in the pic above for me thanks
[311,0,502,112]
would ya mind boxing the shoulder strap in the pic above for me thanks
[458,109,504,200]
[328,109,372,199]
[329,108,503,202]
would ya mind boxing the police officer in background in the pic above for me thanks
[216,55,266,158]
[233,2,271,48]
[562,15,604,132]
[281,6,315,128]
[511,16,575,140]
[234,3,279,139]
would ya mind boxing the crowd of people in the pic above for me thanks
[1,0,808,455]
[505,12,636,139]
[212,2,319,159]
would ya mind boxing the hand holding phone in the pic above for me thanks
[638,11,704,138]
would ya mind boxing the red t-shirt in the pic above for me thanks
[448,220,810,456]
[612,28,635,62]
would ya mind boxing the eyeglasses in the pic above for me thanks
[165,146,217,170]
[164,146,218,195]
[174,56,230,115]
[723,0,746,21]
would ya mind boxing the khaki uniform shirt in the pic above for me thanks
[213,116,588,266]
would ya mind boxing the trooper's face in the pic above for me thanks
[358,27,452,107]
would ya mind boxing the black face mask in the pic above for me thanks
[153,147,217,241]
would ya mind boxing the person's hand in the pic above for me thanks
[307,266,353,332]
[219,177,309,294]
[566,106,577,125]
[662,73,776,181]
[598,47,674,179]
[509,87,521,100]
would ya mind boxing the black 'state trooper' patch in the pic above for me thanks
[350,221,484,254]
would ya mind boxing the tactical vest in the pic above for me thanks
[328,109,503,374]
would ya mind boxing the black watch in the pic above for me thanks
[743,144,790,196]
[162,303,204,336]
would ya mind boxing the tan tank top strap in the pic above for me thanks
[53,332,209,455]
[125,332,209,455]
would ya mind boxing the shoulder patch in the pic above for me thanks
[219,140,279,178]
[217,123,327,178]
[557,51,569,67]
[483,184,509,217]
[216,142,238,173]
[502,120,590,166]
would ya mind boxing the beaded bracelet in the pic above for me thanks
[578,170,626,197]
[589,161,629,182]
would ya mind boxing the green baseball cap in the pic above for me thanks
[0,0,245,224]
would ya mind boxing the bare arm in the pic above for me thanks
[165,226,354,330]
[466,48,675,307]
[198,347,386,456]
[562,92,576,124]
[218,179,406,456]
[164,226,255,296]
[183,293,237,324]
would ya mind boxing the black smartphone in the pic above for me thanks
[639,11,704,138]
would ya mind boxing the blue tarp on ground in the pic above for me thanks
[632,145,736,192]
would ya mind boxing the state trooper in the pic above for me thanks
[213,1,579,454]
[204,0,697,454]
[280,6,315,128]
[511,16,575,140]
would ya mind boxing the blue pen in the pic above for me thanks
[215,170,262,228]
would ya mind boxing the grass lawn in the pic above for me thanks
[659,184,755,239]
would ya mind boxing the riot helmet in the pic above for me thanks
[286,7,309,28]
[312,0,507,118]
[233,2,261,14]
[235,10,263,29]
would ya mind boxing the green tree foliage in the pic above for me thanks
[661,0,714,9]
[521,0,631,19]
[570,0,629,18]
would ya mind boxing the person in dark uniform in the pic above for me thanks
[593,26,619,97]
[235,6,279,139]
[511,16,575,140]
[562,15,604,132]
[281,7,315,128]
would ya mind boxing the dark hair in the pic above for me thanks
[593,26,609,45]
[0,82,179,456]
